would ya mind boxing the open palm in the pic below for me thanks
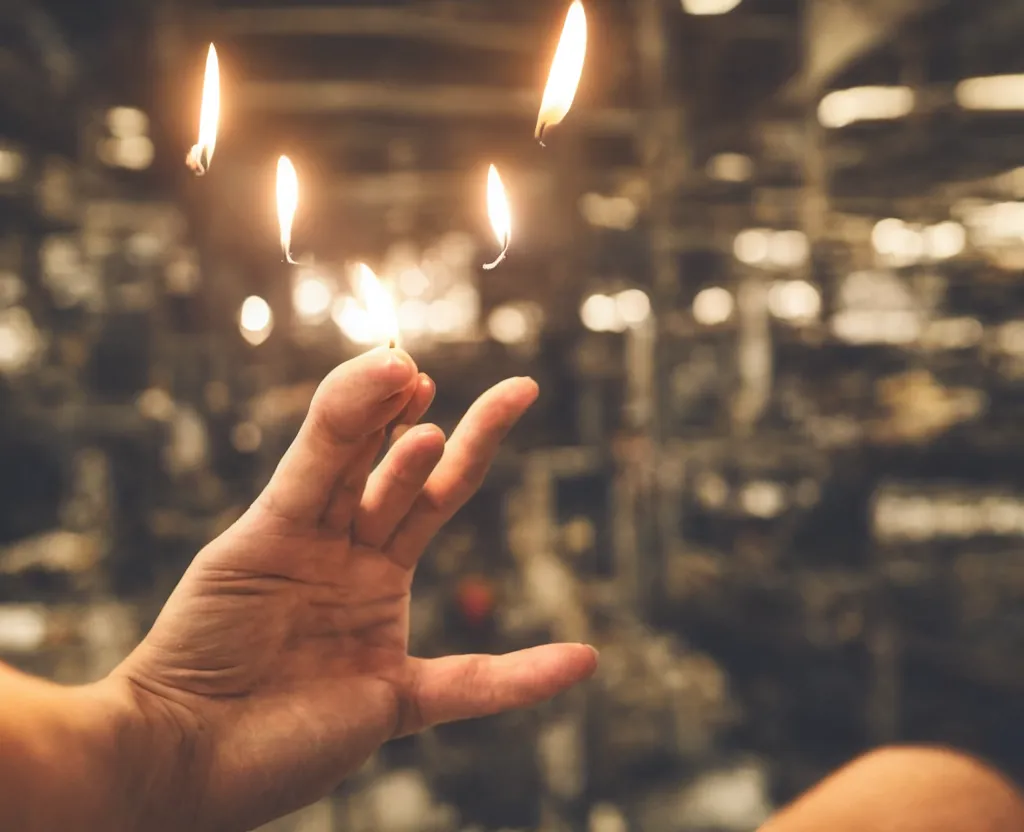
[114,348,597,832]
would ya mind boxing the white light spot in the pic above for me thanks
[0,606,46,652]
[767,230,809,268]
[293,274,333,321]
[615,288,651,326]
[818,86,914,129]
[682,0,743,14]
[734,229,771,265]
[706,152,753,182]
[580,294,623,332]
[488,305,530,344]
[106,107,149,139]
[693,287,734,326]
[768,280,821,323]
[239,296,273,346]
[117,136,155,170]
[428,299,460,335]
[398,268,430,298]
[923,221,966,260]
[741,481,786,518]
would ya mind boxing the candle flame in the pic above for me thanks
[334,264,400,348]
[483,165,511,271]
[536,1,587,144]
[276,156,299,264]
[186,44,220,175]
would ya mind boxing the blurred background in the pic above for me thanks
[3,0,1024,829]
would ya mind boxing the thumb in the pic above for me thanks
[398,644,598,736]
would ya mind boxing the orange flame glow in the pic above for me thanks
[536,2,587,144]
[186,44,219,175]
[333,264,400,349]
[483,165,511,270]
[276,156,299,264]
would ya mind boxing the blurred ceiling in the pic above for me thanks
[8,0,1024,318]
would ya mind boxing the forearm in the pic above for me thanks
[760,746,1024,832]
[0,663,179,831]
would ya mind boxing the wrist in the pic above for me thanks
[0,665,203,831]
[88,673,210,831]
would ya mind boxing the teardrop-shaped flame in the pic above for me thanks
[276,156,299,264]
[536,2,587,144]
[483,165,511,270]
[186,44,219,174]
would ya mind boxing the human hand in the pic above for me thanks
[110,348,598,831]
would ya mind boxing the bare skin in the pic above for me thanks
[3,348,1020,832]
[761,746,1024,832]
[0,348,597,832]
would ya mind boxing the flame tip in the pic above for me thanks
[277,154,300,262]
[191,39,220,173]
[536,0,587,138]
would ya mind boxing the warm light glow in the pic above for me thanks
[872,218,925,266]
[734,229,771,266]
[293,273,333,322]
[923,222,966,261]
[956,75,1024,110]
[682,0,743,14]
[483,165,511,270]
[693,287,734,326]
[734,229,809,269]
[706,152,753,182]
[334,264,400,348]
[768,280,821,323]
[536,1,587,143]
[488,306,530,345]
[615,289,651,326]
[186,45,219,175]
[817,86,914,129]
[488,302,543,345]
[277,156,299,264]
[357,264,399,346]
[768,231,810,269]
[580,294,625,333]
[239,296,273,346]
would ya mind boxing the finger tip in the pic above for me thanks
[580,644,600,676]
[519,376,540,401]
[534,643,600,688]
[371,346,418,385]
[401,422,447,453]
[419,422,447,446]
[560,644,599,686]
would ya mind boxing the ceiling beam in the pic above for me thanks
[781,0,940,103]
[207,7,537,52]
[237,81,638,133]
[327,168,554,206]
[323,165,649,206]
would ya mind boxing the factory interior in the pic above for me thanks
[2,0,1024,829]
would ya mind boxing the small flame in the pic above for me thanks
[186,44,220,175]
[483,165,511,271]
[536,2,587,144]
[276,156,299,264]
[334,264,400,348]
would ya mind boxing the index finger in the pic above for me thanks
[385,377,538,566]
[255,347,419,527]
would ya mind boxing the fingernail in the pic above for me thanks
[586,645,599,659]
